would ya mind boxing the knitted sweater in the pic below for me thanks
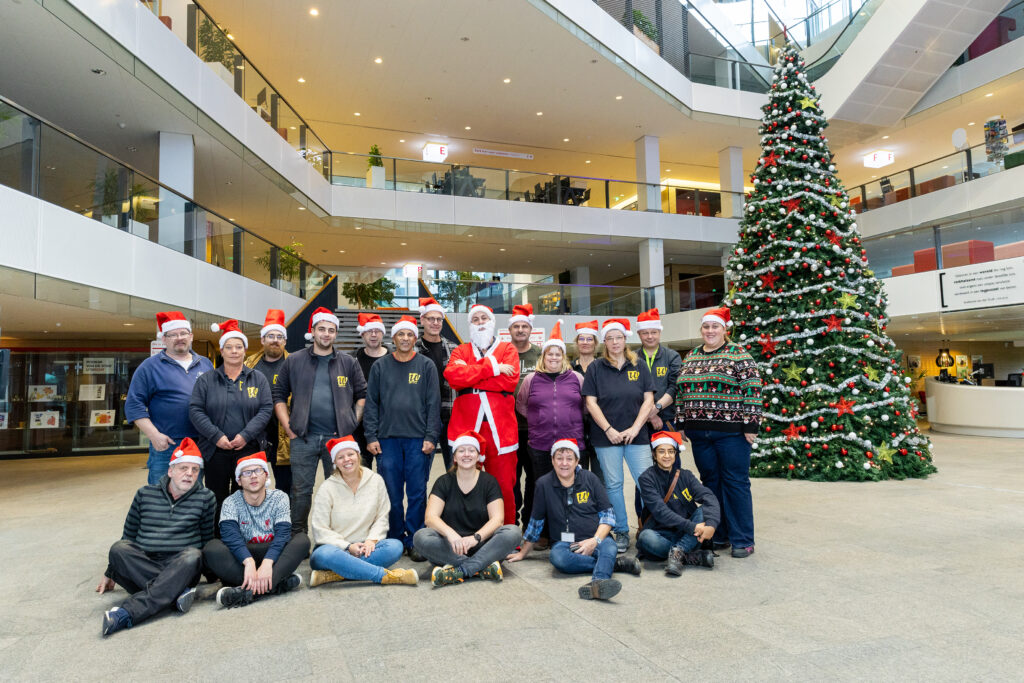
[675,342,763,434]
[118,477,216,553]
[310,468,390,550]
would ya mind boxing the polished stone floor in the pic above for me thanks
[1,428,1022,681]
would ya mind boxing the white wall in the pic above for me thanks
[0,185,305,323]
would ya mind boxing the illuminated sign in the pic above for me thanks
[402,263,422,278]
[423,143,448,163]
[863,150,894,168]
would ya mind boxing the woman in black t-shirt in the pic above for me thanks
[412,431,522,587]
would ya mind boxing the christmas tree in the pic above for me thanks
[726,44,935,481]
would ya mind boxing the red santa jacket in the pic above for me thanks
[444,338,520,456]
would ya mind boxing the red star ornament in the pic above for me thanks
[761,271,779,289]
[781,198,802,214]
[835,397,856,416]
[758,335,778,357]
[782,424,801,441]
[762,151,779,167]
[827,232,843,246]
[822,315,843,332]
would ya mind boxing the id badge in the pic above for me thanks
[560,532,575,543]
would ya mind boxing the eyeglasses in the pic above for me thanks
[263,334,285,342]
[239,468,264,478]
[163,331,192,340]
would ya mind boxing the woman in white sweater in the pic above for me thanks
[308,436,418,586]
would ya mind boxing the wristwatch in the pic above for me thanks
[473,533,482,543]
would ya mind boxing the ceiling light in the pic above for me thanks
[309,8,319,16]
[585,160,591,164]
[503,78,511,83]
[354,226,362,230]
[665,169,671,172]
[297,77,305,83]
[298,206,306,210]
[354,112,360,116]
[882,135,889,139]
[374,57,383,64]
[985,92,993,97]
[339,249,346,253]
[968,121,975,126]
[465,126,471,130]
[122,323,134,326]
[380,262,387,265]
[226,33,235,40]
[536,112,543,116]
[229,217,235,221]
[290,126,296,130]
[467,234,473,237]
[400,242,407,245]
[615,95,622,100]
[563,138,569,142]
[499,248,506,251]
[399,139,405,142]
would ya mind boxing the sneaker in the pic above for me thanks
[216,586,255,609]
[682,550,716,568]
[731,545,755,559]
[310,569,345,588]
[101,607,132,637]
[382,568,419,586]
[476,561,503,582]
[613,555,642,576]
[665,548,684,576]
[430,565,465,587]
[407,547,427,563]
[578,578,622,601]
[175,586,197,613]
[274,573,303,594]
[613,532,630,554]
[713,541,732,551]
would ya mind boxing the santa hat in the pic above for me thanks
[550,438,580,459]
[234,451,270,482]
[326,435,360,462]
[574,320,599,340]
[210,319,247,349]
[468,304,494,321]
[508,304,534,328]
[356,312,385,335]
[391,315,419,338]
[169,437,203,468]
[155,311,190,338]
[542,319,566,353]
[636,308,663,331]
[418,297,445,318]
[260,309,287,339]
[304,307,340,341]
[599,318,632,342]
[651,431,685,452]
[701,307,731,328]
[451,430,487,463]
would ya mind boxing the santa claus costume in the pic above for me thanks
[444,304,520,526]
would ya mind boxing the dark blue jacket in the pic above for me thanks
[125,351,214,438]
[188,365,273,460]
[637,464,720,535]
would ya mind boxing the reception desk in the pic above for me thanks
[925,377,1024,438]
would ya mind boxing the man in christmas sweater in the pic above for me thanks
[444,304,520,525]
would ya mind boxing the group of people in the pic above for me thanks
[99,298,763,634]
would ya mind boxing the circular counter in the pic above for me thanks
[925,377,1024,438]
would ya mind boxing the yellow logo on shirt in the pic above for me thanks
[576,491,590,504]
[408,372,421,384]
[627,370,640,381]
[337,376,348,387]
[656,366,667,377]
[272,374,279,385]
[681,487,693,502]
[247,387,259,398]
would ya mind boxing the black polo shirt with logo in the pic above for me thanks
[530,468,612,541]
[581,357,655,448]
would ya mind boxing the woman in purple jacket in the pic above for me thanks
[515,321,585,543]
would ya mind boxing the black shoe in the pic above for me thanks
[682,549,715,568]
[216,586,255,609]
[578,578,622,601]
[407,547,427,563]
[101,607,132,636]
[731,545,754,558]
[613,532,630,554]
[665,548,684,576]
[613,555,642,576]
[713,541,732,551]
[175,586,197,613]
[273,573,303,594]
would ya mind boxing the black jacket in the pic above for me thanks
[271,347,367,438]
[638,465,720,535]
[189,364,273,459]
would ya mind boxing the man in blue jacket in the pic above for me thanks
[125,311,214,484]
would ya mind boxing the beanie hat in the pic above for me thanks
[574,320,599,340]
[542,319,566,353]
[169,437,203,468]
[391,315,419,338]
[651,431,685,452]
[701,307,731,328]
[326,435,360,462]
[211,319,247,349]
[418,297,445,317]
[451,430,486,462]
[508,304,534,328]
[305,307,340,341]
[636,308,663,331]
[550,438,580,458]
[599,318,632,342]
[356,312,385,335]
[156,311,190,338]
[468,304,494,321]
[234,451,270,482]
[260,309,287,339]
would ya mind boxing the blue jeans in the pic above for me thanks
[378,438,429,549]
[594,444,653,534]
[309,538,404,583]
[688,430,754,548]
[549,537,618,580]
[289,434,336,534]
[636,508,704,559]
[146,442,177,485]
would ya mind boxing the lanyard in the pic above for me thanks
[644,348,657,372]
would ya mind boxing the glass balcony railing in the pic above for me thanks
[0,97,330,298]
[688,53,772,93]
[137,0,331,179]
[953,0,1024,65]
[421,279,650,317]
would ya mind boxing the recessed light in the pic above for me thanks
[585,160,591,164]
[380,262,386,265]
[968,121,975,126]
[339,250,346,253]
[882,135,889,139]
[228,217,235,221]
[503,78,511,83]
[465,126,471,130]
[536,112,543,116]
[123,323,134,326]
[942,165,948,169]
[467,234,473,237]
[563,138,569,142]
[985,92,993,97]
[226,33,235,41]
[290,126,296,130]
[400,242,407,245]
[354,112,360,116]
[665,169,671,172]
[354,226,362,230]
[374,57,383,64]
[499,248,506,251]
[309,8,319,16]
[297,77,305,83]
[298,206,306,210]
[871,175,876,178]
[615,95,623,100]
[399,139,405,142]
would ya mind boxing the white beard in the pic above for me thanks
[470,321,496,351]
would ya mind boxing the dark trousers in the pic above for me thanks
[354,424,374,470]
[289,434,335,534]
[580,421,603,480]
[514,426,531,525]
[379,438,429,549]
[206,443,260,527]
[266,434,293,499]
[689,430,754,548]
[433,417,453,474]
[526,446,553,541]
[106,540,202,624]
[202,533,310,589]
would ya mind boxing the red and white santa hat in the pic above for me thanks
[169,437,203,468]
[508,304,535,328]
[356,312,385,335]
[326,435,360,462]
[418,296,445,318]
[550,438,580,459]
[155,311,190,338]
[468,304,494,321]
[234,451,270,482]
[651,430,685,452]
[260,309,287,339]
[211,319,248,349]
[451,430,487,462]
[599,318,632,342]
[305,306,340,341]
[701,306,731,328]
[636,308,663,331]
[575,320,599,340]
[542,319,566,353]
[391,315,419,338]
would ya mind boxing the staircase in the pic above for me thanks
[331,309,410,355]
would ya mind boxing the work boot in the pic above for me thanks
[578,578,622,601]
[310,569,345,587]
[665,548,684,576]
[381,568,419,585]
[613,555,642,576]
[682,549,716,568]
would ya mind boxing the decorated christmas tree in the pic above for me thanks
[726,44,935,481]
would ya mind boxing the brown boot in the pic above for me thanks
[310,570,344,588]
[381,568,419,586]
